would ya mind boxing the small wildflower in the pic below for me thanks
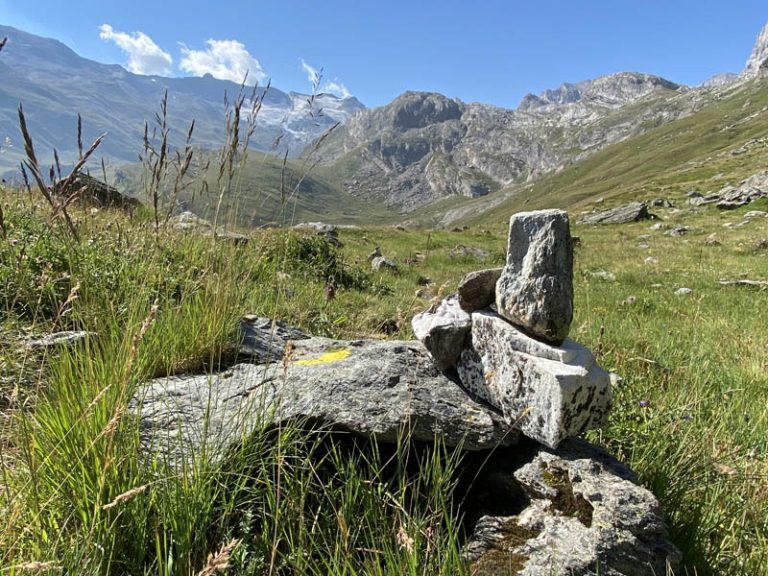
[639,400,649,408]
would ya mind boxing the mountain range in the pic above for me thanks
[0,25,363,173]
[1,21,767,225]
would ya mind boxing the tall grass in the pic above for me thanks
[0,88,474,575]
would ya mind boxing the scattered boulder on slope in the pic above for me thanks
[577,202,653,225]
[688,171,768,210]
[53,173,139,210]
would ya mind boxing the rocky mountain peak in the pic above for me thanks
[388,91,464,130]
[744,21,768,77]
[518,72,680,112]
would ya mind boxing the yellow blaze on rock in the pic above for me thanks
[295,347,351,366]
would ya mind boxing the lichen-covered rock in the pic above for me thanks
[465,439,681,576]
[456,311,610,448]
[457,268,503,312]
[411,295,471,372]
[496,209,573,344]
[132,317,518,465]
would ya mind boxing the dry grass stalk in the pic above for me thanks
[86,385,112,412]
[102,483,149,510]
[196,538,241,576]
[212,78,267,236]
[52,281,81,329]
[93,407,124,444]
[129,301,159,360]
[17,104,105,241]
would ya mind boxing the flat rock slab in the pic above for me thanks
[496,209,573,344]
[466,439,681,576]
[577,202,652,225]
[132,318,518,465]
[457,311,611,448]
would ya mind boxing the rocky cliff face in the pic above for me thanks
[744,22,768,77]
[318,74,690,211]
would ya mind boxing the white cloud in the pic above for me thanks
[98,24,173,76]
[299,58,352,99]
[322,80,352,99]
[300,58,322,86]
[179,39,266,85]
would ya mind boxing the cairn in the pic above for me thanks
[412,209,611,448]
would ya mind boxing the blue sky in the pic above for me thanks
[1,1,765,108]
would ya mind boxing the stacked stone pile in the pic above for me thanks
[133,209,678,574]
[412,209,611,449]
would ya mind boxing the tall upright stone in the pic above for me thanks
[496,209,573,344]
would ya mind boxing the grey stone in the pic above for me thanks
[496,209,573,344]
[674,287,692,296]
[170,211,212,230]
[666,226,690,237]
[294,222,342,247]
[588,270,616,282]
[25,330,95,350]
[456,311,611,448]
[457,268,503,312]
[212,230,249,245]
[371,256,398,271]
[688,172,768,210]
[449,245,490,260]
[132,317,518,465]
[411,295,471,372]
[576,202,652,225]
[54,173,139,210]
[465,438,681,576]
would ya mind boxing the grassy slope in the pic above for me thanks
[116,150,399,228]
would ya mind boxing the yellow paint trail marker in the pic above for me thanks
[295,347,351,366]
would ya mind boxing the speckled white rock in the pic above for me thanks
[411,295,471,372]
[496,209,573,344]
[456,310,611,448]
